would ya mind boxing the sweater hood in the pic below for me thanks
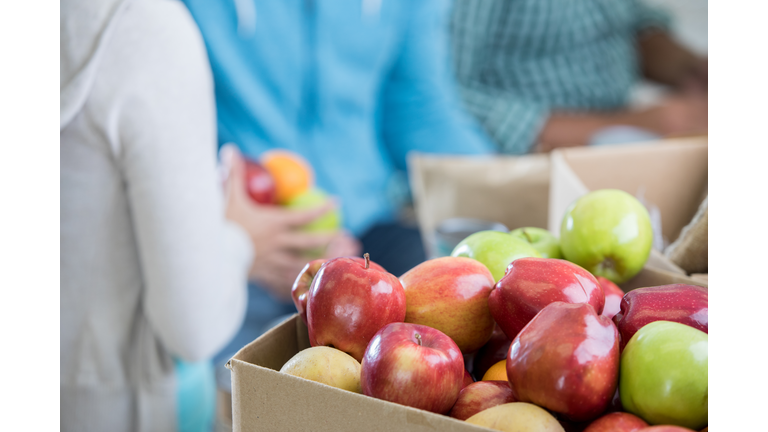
[60,0,132,129]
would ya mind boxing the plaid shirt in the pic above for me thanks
[450,0,670,154]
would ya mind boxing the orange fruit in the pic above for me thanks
[482,359,508,382]
[260,150,314,204]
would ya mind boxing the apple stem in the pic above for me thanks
[522,229,533,244]
[414,333,422,346]
[364,253,370,269]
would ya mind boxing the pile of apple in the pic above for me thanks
[279,189,708,432]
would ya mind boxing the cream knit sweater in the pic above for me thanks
[60,0,252,430]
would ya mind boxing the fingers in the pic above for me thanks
[250,251,313,301]
[324,231,362,259]
[277,231,337,251]
[267,199,338,228]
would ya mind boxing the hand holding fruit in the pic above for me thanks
[220,144,342,299]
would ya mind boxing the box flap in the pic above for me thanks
[230,315,491,432]
[408,152,550,258]
[548,150,590,237]
[621,266,708,292]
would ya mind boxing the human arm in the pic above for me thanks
[638,30,707,92]
[536,93,708,151]
[117,2,253,362]
[633,0,707,92]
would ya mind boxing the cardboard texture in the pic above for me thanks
[409,137,708,289]
[408,153,550,259]
[665,197,708,274]
[228,316,490,432]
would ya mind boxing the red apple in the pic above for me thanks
[598,276,624,320]
[462,369,475,389]
[613,284,708,350]
[243,157,277,204]
[360,322,464,414]
[584,412,648,432]
[507,302,619,422]
[399,257,496,353]
[489,257,605,341]
[472,324,511,381]
[291,257,385,325]
[636,427,697,432]
[449,380,516,421]
[307,254,406,362]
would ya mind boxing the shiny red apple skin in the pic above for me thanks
[472,324,511,381]
[243,157,277,204]
[598,276,624,320]
[292,257,385,325]
[489,257,605,341]
[636,427,697,432]
[462,369,475,389]
[400,256,496,353]
[449,380,516,421]
[613,284,708,351]
[584,412,648,432]
[507,302,619,422]
[360,322,464,414]
[307,256,406,362]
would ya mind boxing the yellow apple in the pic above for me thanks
[279,346,361,393]
[465,402,565,432]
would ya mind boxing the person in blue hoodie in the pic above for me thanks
[181,0,496,400]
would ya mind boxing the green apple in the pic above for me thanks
[620,321,708,430]
[560,189,652,284]
[508,227,562,259]
[285,188,341,233]
[451,230,541,282]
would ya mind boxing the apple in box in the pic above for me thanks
[560,189,653,284]
[451,230,541,282]
[279,346,361,393]
[583,412,648,432]
[307,254,405,362]
[598,276,625,320]
[620,321,708,430]
[506,302,619,422]
[360,322,464,414]
[449,380,516,421]
[465,403,565,432]
[291,257,385,326]
[509,227,562,259]
[399,256,496,353]
[489,257,604,341]
[613,284,708,350]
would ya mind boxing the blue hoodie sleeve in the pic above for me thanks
[379,0,496,171]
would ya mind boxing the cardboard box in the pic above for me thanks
[227,315,490,432]
[408,137,708,290]
[408,153,550,260]
[228,255,706,431]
